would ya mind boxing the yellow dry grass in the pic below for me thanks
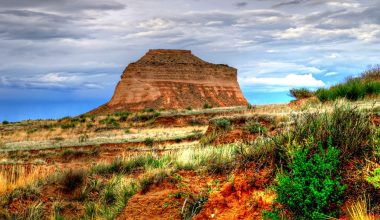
[347,196,375,220]
[0,164,55,194]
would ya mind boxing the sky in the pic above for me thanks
[0,0,379,121]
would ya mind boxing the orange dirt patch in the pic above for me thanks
[212,129,259,145]
[194,166,275,220]
[117,171,223,220]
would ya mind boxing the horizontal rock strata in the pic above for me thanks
[91,49,247,114]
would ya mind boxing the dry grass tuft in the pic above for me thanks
[347,196,375,220]
[0,165,54,194]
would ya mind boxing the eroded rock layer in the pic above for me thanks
[91,49,247,114]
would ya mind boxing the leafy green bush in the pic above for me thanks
[267,142,345,219]
[289,88,314,100]
[2,120,9,125]
[244,120,266,134]
[214,118,231,130]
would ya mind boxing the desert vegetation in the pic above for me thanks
[0,101,378,219]
[0,77,379,219]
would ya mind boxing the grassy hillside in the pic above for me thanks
[290,66,380,102]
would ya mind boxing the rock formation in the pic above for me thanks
[91,49,247,114]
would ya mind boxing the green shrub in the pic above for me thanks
[315,88,330,102]
[60,169,86,192]
[132,112,160,122]
[144,137,154,147]
[203,103,212,109]
[100,116,120,128]
[186,106,193,111]
[142,108,155,113]
[247,103,255,110]
[61,123,76,129]
[115,112,130,122]
[289,88,314,100]
[274,105,372,160]
[79,117,86,123]
[244,120,266,134]
[268,142,345,219]
[86,123,94,129]
[2,120,9,125]
[214,118,231,130]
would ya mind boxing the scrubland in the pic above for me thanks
[0,68,379,219]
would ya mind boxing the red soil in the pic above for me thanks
[194,166,275,220]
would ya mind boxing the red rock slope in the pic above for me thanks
[91,49,247,114]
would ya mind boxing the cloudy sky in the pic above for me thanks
[0,0,379,121]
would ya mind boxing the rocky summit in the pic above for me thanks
[91,49,247,114]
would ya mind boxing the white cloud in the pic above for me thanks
[39,72,79,83]
[239,61,324,76]
[205,21,224,26]
[327,2,360,8]
[325,72,339,76]
[240,73,325,89]
[273,24,380,43]
[137,18,173,29]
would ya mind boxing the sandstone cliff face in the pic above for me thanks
[92,49,247,114]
